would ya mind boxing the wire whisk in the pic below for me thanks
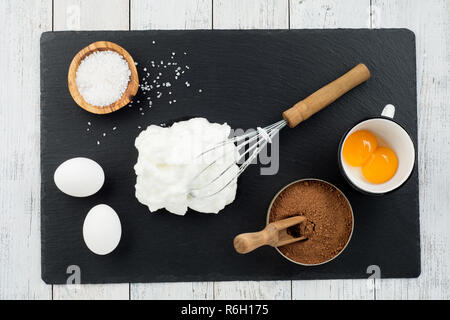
[188,64,371,199]
[189,120,287,198]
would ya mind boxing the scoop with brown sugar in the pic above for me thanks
[268,179,353,265]
[233,179,353,265]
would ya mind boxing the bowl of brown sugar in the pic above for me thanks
[267,179,354,266]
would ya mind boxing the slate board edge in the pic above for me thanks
[40,29,420,284]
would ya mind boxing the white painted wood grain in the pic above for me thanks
[131,0,212,30]
[54,0,129,30]
[213,0,288,29]
[51,0,130,300]
[289,0,374,300]
[0,0,52,299]
[129,0,214,300]
[131,282,214,300]
[213,281,291,300]
[52,284,130,300]
[211,0,291,300]
[371,0,450,300]
[289,0,371,28]
[292,280,375,300]
[1,0,448,300]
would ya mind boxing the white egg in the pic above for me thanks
[54,157,105,197]
[83,204,122,255]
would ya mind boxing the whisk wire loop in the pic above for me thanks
[189,120,287,198]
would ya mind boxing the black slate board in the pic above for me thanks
[41,29,420,284]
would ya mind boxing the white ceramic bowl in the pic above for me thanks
[338,104,415,194]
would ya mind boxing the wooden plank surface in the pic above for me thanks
[213,0,288,29]
[289,0,375,300]
[371,0,450,299]
[131,0,212,30]
[54,0,130,30]
[289,0,371,28]
[0,0,53,300]
[1,0,448,300]
[51,0,130,300]
[129,0,214,300]
[211,0,291,300]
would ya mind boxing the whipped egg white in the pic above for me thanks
[134,118,238,215]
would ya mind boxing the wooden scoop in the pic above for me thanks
[234,216,307,254]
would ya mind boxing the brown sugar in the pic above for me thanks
[268,180,353,265]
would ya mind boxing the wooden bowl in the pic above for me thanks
[68,41,139,114]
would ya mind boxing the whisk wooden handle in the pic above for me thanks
[282,63,370,128]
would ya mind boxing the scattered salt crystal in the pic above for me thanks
[86,128,90,131]
[199,89,202,93]
[76,51,131,107]
[113,127,117,130]
[185,65,190,69]
[87,122,91,126]
[152,41,155,44]
[166,82,171,87]
[185,81,190,87]
[97,141,100,145]
[143,67,147,71]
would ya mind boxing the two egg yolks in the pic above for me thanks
[342,130,398,184]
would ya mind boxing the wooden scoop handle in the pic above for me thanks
[234,228,276,254]
[234,216,307,254]
[282,63,370,128]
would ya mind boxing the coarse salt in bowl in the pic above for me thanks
[76,51,131,107]
[68,41,139,114]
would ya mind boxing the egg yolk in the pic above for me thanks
[362,147,398,184]
[342,130,378,166]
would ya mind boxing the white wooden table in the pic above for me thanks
[0,0,448,300]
